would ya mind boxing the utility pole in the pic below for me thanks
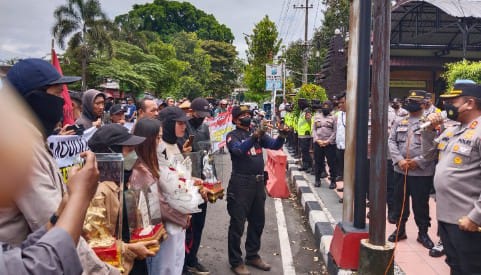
[294,0,313,84]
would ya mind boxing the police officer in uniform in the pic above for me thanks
[297,99,313,171]
[226,105,286,275]
[388,90,435,249]
[423,83,481,274]
[312,100,337,188]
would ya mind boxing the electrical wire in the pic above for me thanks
[313,0,321,30]
[277,0,288,34]
[384,125,412,275]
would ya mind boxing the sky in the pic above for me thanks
[0,0,324,61]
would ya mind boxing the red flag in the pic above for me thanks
[51,49,75,126]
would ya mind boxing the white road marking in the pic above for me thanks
[274,198,296,275]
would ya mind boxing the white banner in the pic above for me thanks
[266,64,282,91]
[47,127,97,168]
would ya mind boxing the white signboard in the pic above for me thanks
[265,64,282,91]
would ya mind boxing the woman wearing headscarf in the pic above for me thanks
[76,89,105,129]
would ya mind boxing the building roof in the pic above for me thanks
[391,0,481,54]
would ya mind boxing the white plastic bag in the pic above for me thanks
[164,179,203,214]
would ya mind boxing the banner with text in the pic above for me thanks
[205,111,234,152]
[266,64,282,91]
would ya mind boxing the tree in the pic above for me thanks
[312,0,349,52]
[52,0,113,91]
[200,40,238,98]
[443,60,481,89]
[115,0,234,43]
[284,40,305,87]
[244,15,282,94]
[293,84,327,114]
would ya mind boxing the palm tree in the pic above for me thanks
[52,0,112,91]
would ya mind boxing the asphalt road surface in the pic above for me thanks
[194,151,325,275]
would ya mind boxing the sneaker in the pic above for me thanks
[187,263,210,275]
[429,241,445,257]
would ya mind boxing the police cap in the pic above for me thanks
[440,83,481,99]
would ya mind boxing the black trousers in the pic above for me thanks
[336,148,344,178]
[314,143,337,181]
[439,221,481,275]
[386,160,395,217]
[299,137,313,169]
[293,132,299,156]
[185,202,207,266]
[392,172,432,231]
[227,175,266,267]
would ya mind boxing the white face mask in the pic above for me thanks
[123,150,138,171]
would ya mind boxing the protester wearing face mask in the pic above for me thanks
[422,83,481,274]
[4,58,120,274]
[312,100,337,188]
[76,89,106,129]
[88,124,159,274]
[226,105,287,275]
[388,90,436,249]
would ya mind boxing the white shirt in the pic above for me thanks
[336,111,346,150]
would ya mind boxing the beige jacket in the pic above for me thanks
[0,127,119,275]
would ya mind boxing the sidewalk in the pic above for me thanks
[285,150,449,275]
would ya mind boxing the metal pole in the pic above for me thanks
[303,0,309,84]
[369,0,391,246]
[352,0,371,229]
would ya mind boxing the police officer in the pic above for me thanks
[312,100,337,188]
[226,105,286,275]
[284,103,294,149]
[297,99,313,171]
[388,90,435,249]
[422,83,481,274]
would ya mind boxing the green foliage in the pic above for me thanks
[243,91,271,104]
[443,60,481,89]
[244,15,282,95]
[312,0,350,51]
[115,0,234,43]
[293,84,327,113]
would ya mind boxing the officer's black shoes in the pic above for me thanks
[417,232,435,249]
[245,258,271,271]
[186,262,210,275]
[429,241,445,257]
[299,167,307,171]
[321,171,328,178]
[388,229,407,242]
[329,182,337,189]
[335,176,343,182]
[314,180,321,187]
[336,187,344,192]
[231,264,251,275]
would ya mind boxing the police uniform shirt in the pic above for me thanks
[312,111,336,144]
[422,116,481,225]
[389,116,435,176]
[226,128,284,175]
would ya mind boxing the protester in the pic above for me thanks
[4,58,119,274]
[125,97,137,122]
[110,104,127,125]
[180,97,212,275]
[166,97,175,107]
[422,83,481,274]
[70,92,82,121]
[226,105,287,275]
[131,117,190,275]
[88,124,161,274]
[214,99,228,117]
[76,89,105,129]
[388,90,435,249]
[312,100,337,188]
[137,97,160,120]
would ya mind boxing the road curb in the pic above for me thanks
[285,151,354,274]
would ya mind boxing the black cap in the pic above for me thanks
[231,105,251,119]
[440,83,481,99]
[6,58,81,96]
[109,104,126,115]
[158,106,189,123]
[407,90,427,101]
[322,100,333,108]
[88,124,145,152]
[191,97,211,117]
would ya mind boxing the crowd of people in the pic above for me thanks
[282,83,481,274]
[0,58,285,275]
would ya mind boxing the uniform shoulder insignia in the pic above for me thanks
[469,120,478,129]
[400,119,408,125]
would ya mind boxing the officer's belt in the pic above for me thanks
[232,173,264,182]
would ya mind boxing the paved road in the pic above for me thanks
[193,152,326,275]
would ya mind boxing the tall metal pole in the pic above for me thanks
[370,0,391,245]
[294,1,313,84]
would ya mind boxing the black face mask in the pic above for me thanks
[322,108,331,116]
[404,101,422,113]
[444,103,460,121]
[190,116,205,129]
[239,117,251,127]
[25,90,64,136]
